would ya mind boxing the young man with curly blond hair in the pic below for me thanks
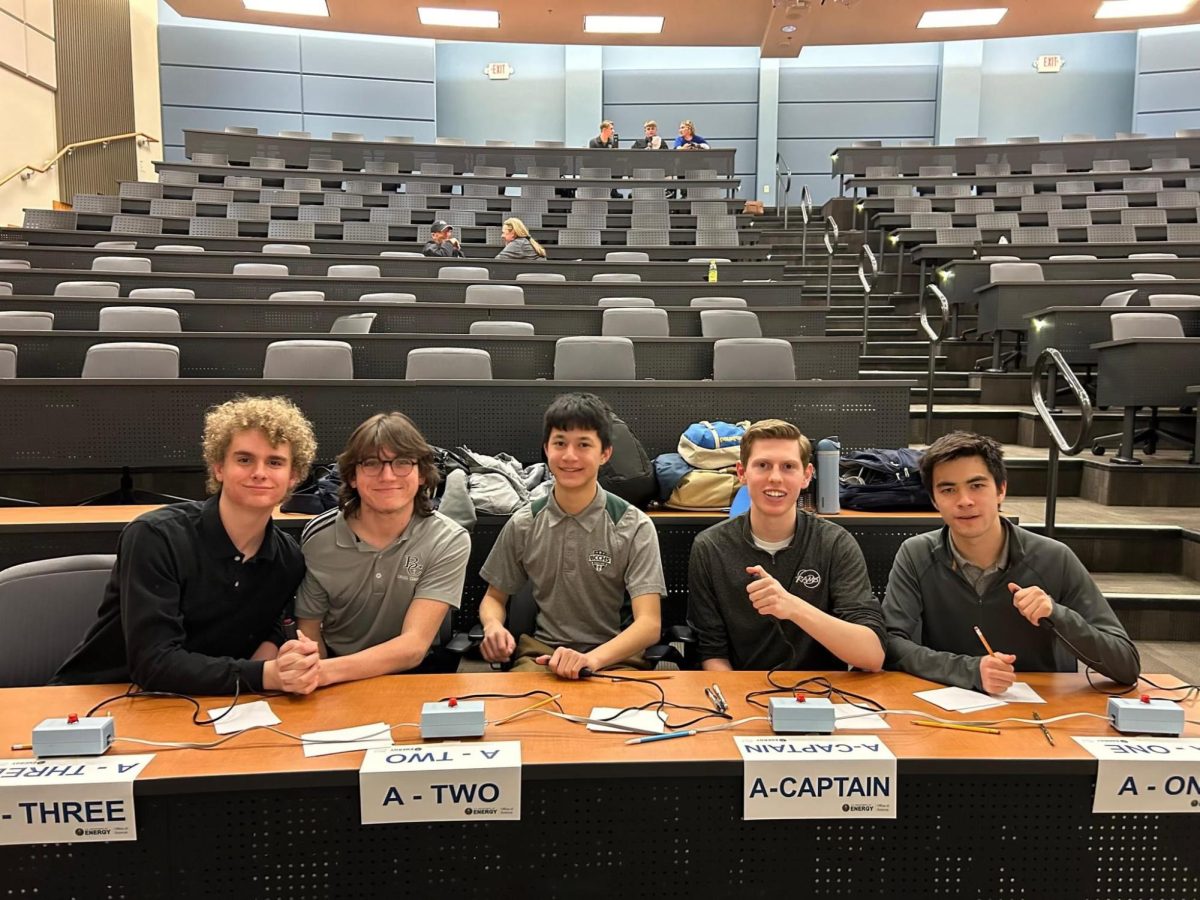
[54,396,321,695]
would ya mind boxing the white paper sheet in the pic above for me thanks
[914,686,1007,713]
[301,722,393,758]
[207,700,281,735]
[585,707,666,734]
[995,682,1046,704]
[833,703,891,730]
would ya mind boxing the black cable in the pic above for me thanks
[745,673,885,713]
[584,670,732,730]
[84,678,245,726]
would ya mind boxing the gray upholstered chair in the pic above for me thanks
[263,340,353,379]
[98,307,182,333]
[406,348,493,379]
[469,321,535,335]
[465,284,524,306]
[553,337,636,380]
[128,288,195,300]
[700,310,761,338]
[0,555,116,686]
[601,307,669,337]
[82,342,180,378]
[712,338,796,381]
[54,281,120,298]
[0,310,54,330]
[330,313,378,334]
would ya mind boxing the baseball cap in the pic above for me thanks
[431,220,451,233]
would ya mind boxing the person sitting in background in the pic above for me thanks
[674,120,710,150]
[422,221,465,258]
[53,396,319,696]
[631,120,666,150]
[589,120,618,149]
[883,431,1140,694]
[495,217,548,260]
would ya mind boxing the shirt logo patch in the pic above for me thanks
[402,555,423,579]
[588,549,612,573]
[794,569,821,589]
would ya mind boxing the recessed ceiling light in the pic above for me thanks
[583,15,665,34]
[243,0,329,15]
[417,7,500,27]
[917,7,1008,27]
[781,24,798,32]
[1095,0,1195,18]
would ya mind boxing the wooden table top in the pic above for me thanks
[3,671,1193,786]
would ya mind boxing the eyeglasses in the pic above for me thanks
[358,457,416,477]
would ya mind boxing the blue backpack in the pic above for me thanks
[839,448,934,511]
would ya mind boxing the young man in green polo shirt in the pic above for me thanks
[479,393,665,679]
[295,412,470,684]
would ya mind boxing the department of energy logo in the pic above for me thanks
[588,549,612,572]
[795,569,821,589]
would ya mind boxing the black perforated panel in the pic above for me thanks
[0,381,913,471]
[1096,341,1200,408]
[3,773,1197,899]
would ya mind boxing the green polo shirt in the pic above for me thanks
[480,486,666,650]
[295,508,470,656]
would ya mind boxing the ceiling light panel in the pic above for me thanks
[243,0,329,15]
[1095,0,1195,18]
[417,7,500,27]
[917,7,1008,28]
[583,15,665,34]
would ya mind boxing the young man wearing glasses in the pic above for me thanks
[295,413,470,683]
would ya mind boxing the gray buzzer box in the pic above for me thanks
[769,697,836,734]
[32,717,115,756]
[420,701,486,739]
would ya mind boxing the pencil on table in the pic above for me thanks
[912,719,1001,735]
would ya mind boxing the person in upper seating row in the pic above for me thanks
[687,420,886,672]
[631,120,667,150]
[495,217,547,260]
[588,120,618,149]
[422,221,465,258]
[674,120,710,150]
[53,396,320,696]
[478,393,665,678]
[295,413,470,685]
[883,431,1140,693]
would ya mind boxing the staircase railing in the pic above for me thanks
[920,285,952,445]
[858,244,879,355]
[1031,348,1093,539]
[0,131,158,192]
[799,185,813,267]
[775,153,793,231]
[823,215,840,306]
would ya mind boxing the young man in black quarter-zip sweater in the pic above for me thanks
[687,419,886,672]
[883,431,1140,694]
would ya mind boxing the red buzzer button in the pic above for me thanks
[67,714,79,724]
[448,697,458,708]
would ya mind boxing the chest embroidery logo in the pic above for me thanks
[588,549,612,573]
[794,569,821,589]
[402,555,423,579]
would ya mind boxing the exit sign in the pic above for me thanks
[1035,55,1064,73]
[485,62,513,80]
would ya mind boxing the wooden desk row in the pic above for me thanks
[1,670,1195,898]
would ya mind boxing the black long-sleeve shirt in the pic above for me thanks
[422,240,465,258]
[52,496,304,694]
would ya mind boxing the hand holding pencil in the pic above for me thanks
[974,625,1017,695]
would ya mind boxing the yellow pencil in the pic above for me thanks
[912,719,1001,735]
[492,693,562,726]
[973,625,998,658]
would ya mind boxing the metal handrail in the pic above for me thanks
[799,185,813,266]
[921,285,952,445]
[0,131,159,191]
[1031,348,1094,539]
[775,153,793,230]
[823,215,840,306]
[858,244,879,355]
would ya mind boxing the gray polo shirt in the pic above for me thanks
[296,508,470,656]
[480,486,666,650]
[948,530,1009,597]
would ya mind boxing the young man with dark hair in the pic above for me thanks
[883,431,1140,693]
[588,121,618,149]
[295,412,470,685]
[479,393,665,678]
[54,396,320,695]
[687,419,885,672]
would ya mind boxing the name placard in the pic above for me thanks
[735,736,896,820]
[359,741,521,824]
[1075,737,1200,814]
[0,755,154,846]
